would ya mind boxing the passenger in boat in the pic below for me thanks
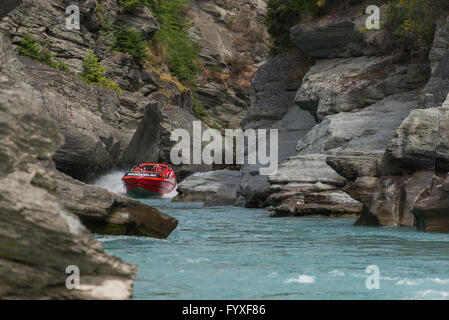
[154,164,164,177]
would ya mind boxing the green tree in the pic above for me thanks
[81,50,122,94]
[113,25,148,67]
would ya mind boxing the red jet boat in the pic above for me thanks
[122,163,176,197]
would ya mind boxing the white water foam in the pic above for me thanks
[427,277,449,284]
[92,171,127,194]
[411,289,449,300]
[187,257,210,264]
[329,270,345,277]
[284,275,316,284]
[395,278,423,286]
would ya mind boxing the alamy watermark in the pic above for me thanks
[365,265,380,290]
[65,265,80,290]
[170,121,278,175]
[65,5,80,30]
[365,5,381,30]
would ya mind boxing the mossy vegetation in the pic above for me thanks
[383,0,449,50]
[112,25,148,67]
[118,0,149,13]
[113,0,214,125]
[18,33,70,73]
[266,0,449,54]
[148,0,201,84]
[81,50,122,94]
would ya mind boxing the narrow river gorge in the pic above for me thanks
[94,173,449,300]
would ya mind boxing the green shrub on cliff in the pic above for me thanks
[149,0,201,84]
[81,50,122,94]
[384,0,449,49]
[18,33,70,73]
[118,0,149,13]
[113,25,148,67]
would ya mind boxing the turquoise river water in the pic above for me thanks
[94,172,449,300]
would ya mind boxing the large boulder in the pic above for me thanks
[266,154,362,217]
[295,56,428,120]
[56,171,178,238]
[0,33,136,299]
[343,171,435,227]
[385,106,449,174]
[239,50,316,207]
[173,170,242,206]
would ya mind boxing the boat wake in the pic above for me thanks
[92,171,127,195]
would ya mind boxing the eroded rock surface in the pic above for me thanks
[189,0,270,128]
[0,32,136,299]
[413,174,449,232]
[173,170,242,206]
[295,56,428,120]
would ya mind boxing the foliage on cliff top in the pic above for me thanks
[81,50,122,94]
[18,33,70,73]
[148,0,201,84]
[383,0,449,50]
[118,0,149,13]
[112,25,148,67]
[266,0,356,54]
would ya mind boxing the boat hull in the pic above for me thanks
[122,176,177,196]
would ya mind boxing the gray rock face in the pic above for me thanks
[239,50,316,207]
[0,33,136,299]
[419,48,449,109]
[0,0,22,19]
[188,0,270,128]
[19,57,128,181]
[295,56,429,120]
[269,93,421,220]
[297,94,420,155]
[173,170,242,206]
[344,171,435,227]
[332,55,449,229]
[56,171,178,238]
[429,15,449,72]
[385,106,449,174]
[413,174,449,232]
[119,5,159,40]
